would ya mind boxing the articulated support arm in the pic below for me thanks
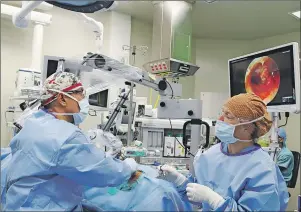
[13,1,44,28]
[62,53,182,97]
[78,13,104,53]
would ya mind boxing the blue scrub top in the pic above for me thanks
[276,128,294,182]
[177,143,289,211]
[4,110,134,211]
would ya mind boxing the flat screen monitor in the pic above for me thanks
[88,89,108,110]
[228,42,300,113]
[42,55,64,85]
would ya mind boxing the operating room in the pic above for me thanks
[1,1,300,211]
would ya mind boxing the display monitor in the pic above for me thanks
[42,55,64,85]
[88,89,109,111]
[228,42,300,113]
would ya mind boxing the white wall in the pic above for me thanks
[194,39,251,96]
[1,19,33,145]
[129,18,154,104]
[194,32,300,211]
[250,32,300,51]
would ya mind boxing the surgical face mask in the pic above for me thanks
[72,98,89,125]
[215,116,264,144]
[48,89,89,125]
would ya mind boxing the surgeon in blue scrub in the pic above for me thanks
[4,72,137,211]
[160,93,289,211]
[275,128,294,184]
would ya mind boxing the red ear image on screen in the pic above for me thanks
[245,56,280,104]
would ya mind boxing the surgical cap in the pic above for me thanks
[41,72,83,106]
[277,128,287,141]
[224,93,272,137]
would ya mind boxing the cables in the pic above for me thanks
[165,79,194,156]
[165,79,174,99]
[81,53,98,65]
[273,147,278,161]
[278,112,290,128]
[168,119,195,157]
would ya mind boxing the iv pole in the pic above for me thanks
[126,46,136,146]
[122,45,148,146]
[270,112,280,161]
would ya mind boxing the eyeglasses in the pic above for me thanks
[67,89,86,98]
[220,109,252,124]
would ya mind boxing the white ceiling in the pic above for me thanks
[114,1,300,40]
[2,1,300,40]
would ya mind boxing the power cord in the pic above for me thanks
[273,147,278,161]
[278,112,290,128]
[169,119,195,157]
[89,131,97,140]
[165,79,174,99]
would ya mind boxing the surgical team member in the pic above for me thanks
[275,127,294,184]
[160,93,289,211]
[4,72,137,211]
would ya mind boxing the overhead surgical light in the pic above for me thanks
[290,10,300,19]
[46,0,115,13]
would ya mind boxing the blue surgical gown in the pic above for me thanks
[82,165,192,211]
[1,148,12,206]
[276,138,294,182]
[178,143,289,211]
[4,110,134,211]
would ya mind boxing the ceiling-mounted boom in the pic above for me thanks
[10,1,116,28]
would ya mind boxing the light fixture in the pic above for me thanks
[46,1,115,13]
[290,10,300,19]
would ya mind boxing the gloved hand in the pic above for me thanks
[186,183,225,210]
[102,131,121,145]
[158,165,187,187]
[88,129,123,156]
[123,158,138,173]
[105,148,121,158]
[103,131,123,157]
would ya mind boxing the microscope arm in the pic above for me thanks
[66,53,182,97]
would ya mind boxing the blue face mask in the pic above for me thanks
[72,98,89,125]
[215,116,264,144]
[49,90,89,125]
